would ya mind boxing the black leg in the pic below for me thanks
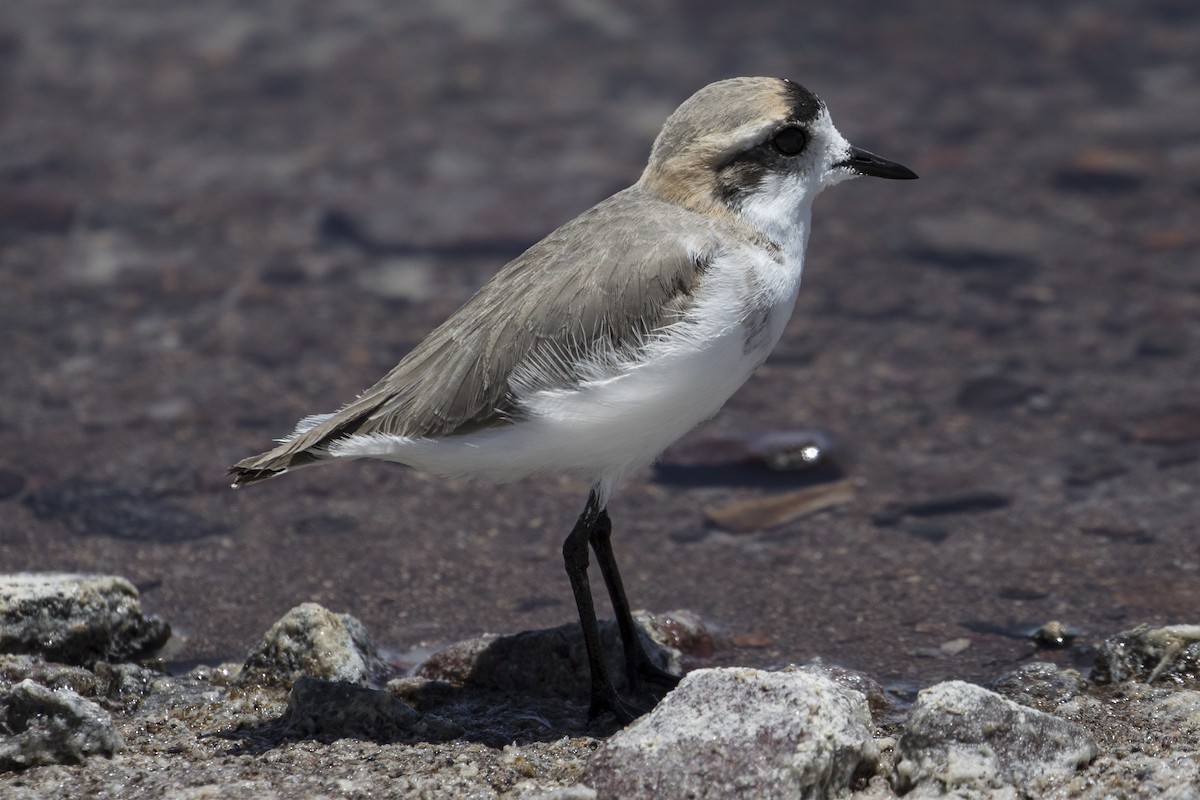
[562,490,640,722]
[590,509,681,694]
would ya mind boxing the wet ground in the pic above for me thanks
[3,0,1199,701]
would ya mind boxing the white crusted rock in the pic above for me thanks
[894,680,1096,797]
[238,603,391,688]
[585,667,878,800]
[0,679,121,772]
[0,573,170,665]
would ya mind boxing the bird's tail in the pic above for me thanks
[227,400,386,487]
[227,443,321,487]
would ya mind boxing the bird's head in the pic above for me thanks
[640,77,916,241]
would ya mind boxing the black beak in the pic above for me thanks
[835,146,918,180]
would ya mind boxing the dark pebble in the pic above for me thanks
[909,248,1038,285]
[997,586,1049,601]
[1053,168,1145,194]
[904,525,951,543]
[0,469,25,500]
[292,514,360,537]
[1136,328,1187,358]
[875,491,1012,525]
[1081,524,1155,545]
[1126,406,1200,444]
[1063,454,1126,486]
[1030,620,1077,649]
[1156,445,1199,468]
[0,191,77,234]
[957,376,1038,411]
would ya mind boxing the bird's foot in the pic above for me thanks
[589,684,649,725]
[634,658,682,691]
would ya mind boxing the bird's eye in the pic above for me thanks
[772,127,807,156]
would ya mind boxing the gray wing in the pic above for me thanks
[230,185,718,483]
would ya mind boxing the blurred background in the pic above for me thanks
[2,0,1198,688]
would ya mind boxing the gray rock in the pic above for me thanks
[991,661,1087,709]
[0,573,171,666]
[0,654,98,697]
[1149,689,1200,735]
[282,676,462,743]
[894,680,1097,796]
[1092,624,1200,684]
[0,679,121,772]
[238,603,392,688]
[585,667,878,800]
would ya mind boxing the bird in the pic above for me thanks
[229,76,917,722]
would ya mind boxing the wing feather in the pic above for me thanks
[229,185,724,483]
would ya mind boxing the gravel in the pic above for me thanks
[2,577,1199,797]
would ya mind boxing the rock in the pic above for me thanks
[93,661,167,712]
[704,479,856,533]
[956,375,1039,411]
[1148,689,1200,735]
[238,603,392,688]
[0,573,171,666]
[991,662,1086,709]
[585,667,878,800]
[1091,624,1200,684]
[0,655,97,697]
[1125,406,1200,445]
[0,679,121,772]
[894,680,1097,796]
[873,491,1011,526]
[282,676,462,743]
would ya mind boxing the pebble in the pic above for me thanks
[704,478,856,533]
[1030,620,1079,649]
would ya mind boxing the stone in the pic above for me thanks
[0,655,97,697]
[585,667,878,800]
[238,603,392,688]
[0,573,171,666]
[991,662,1086,709]
[894,681,1097,796]
[0,679,121,772]
[1091,624,1200,684]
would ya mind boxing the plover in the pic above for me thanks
[229,76,917,721]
